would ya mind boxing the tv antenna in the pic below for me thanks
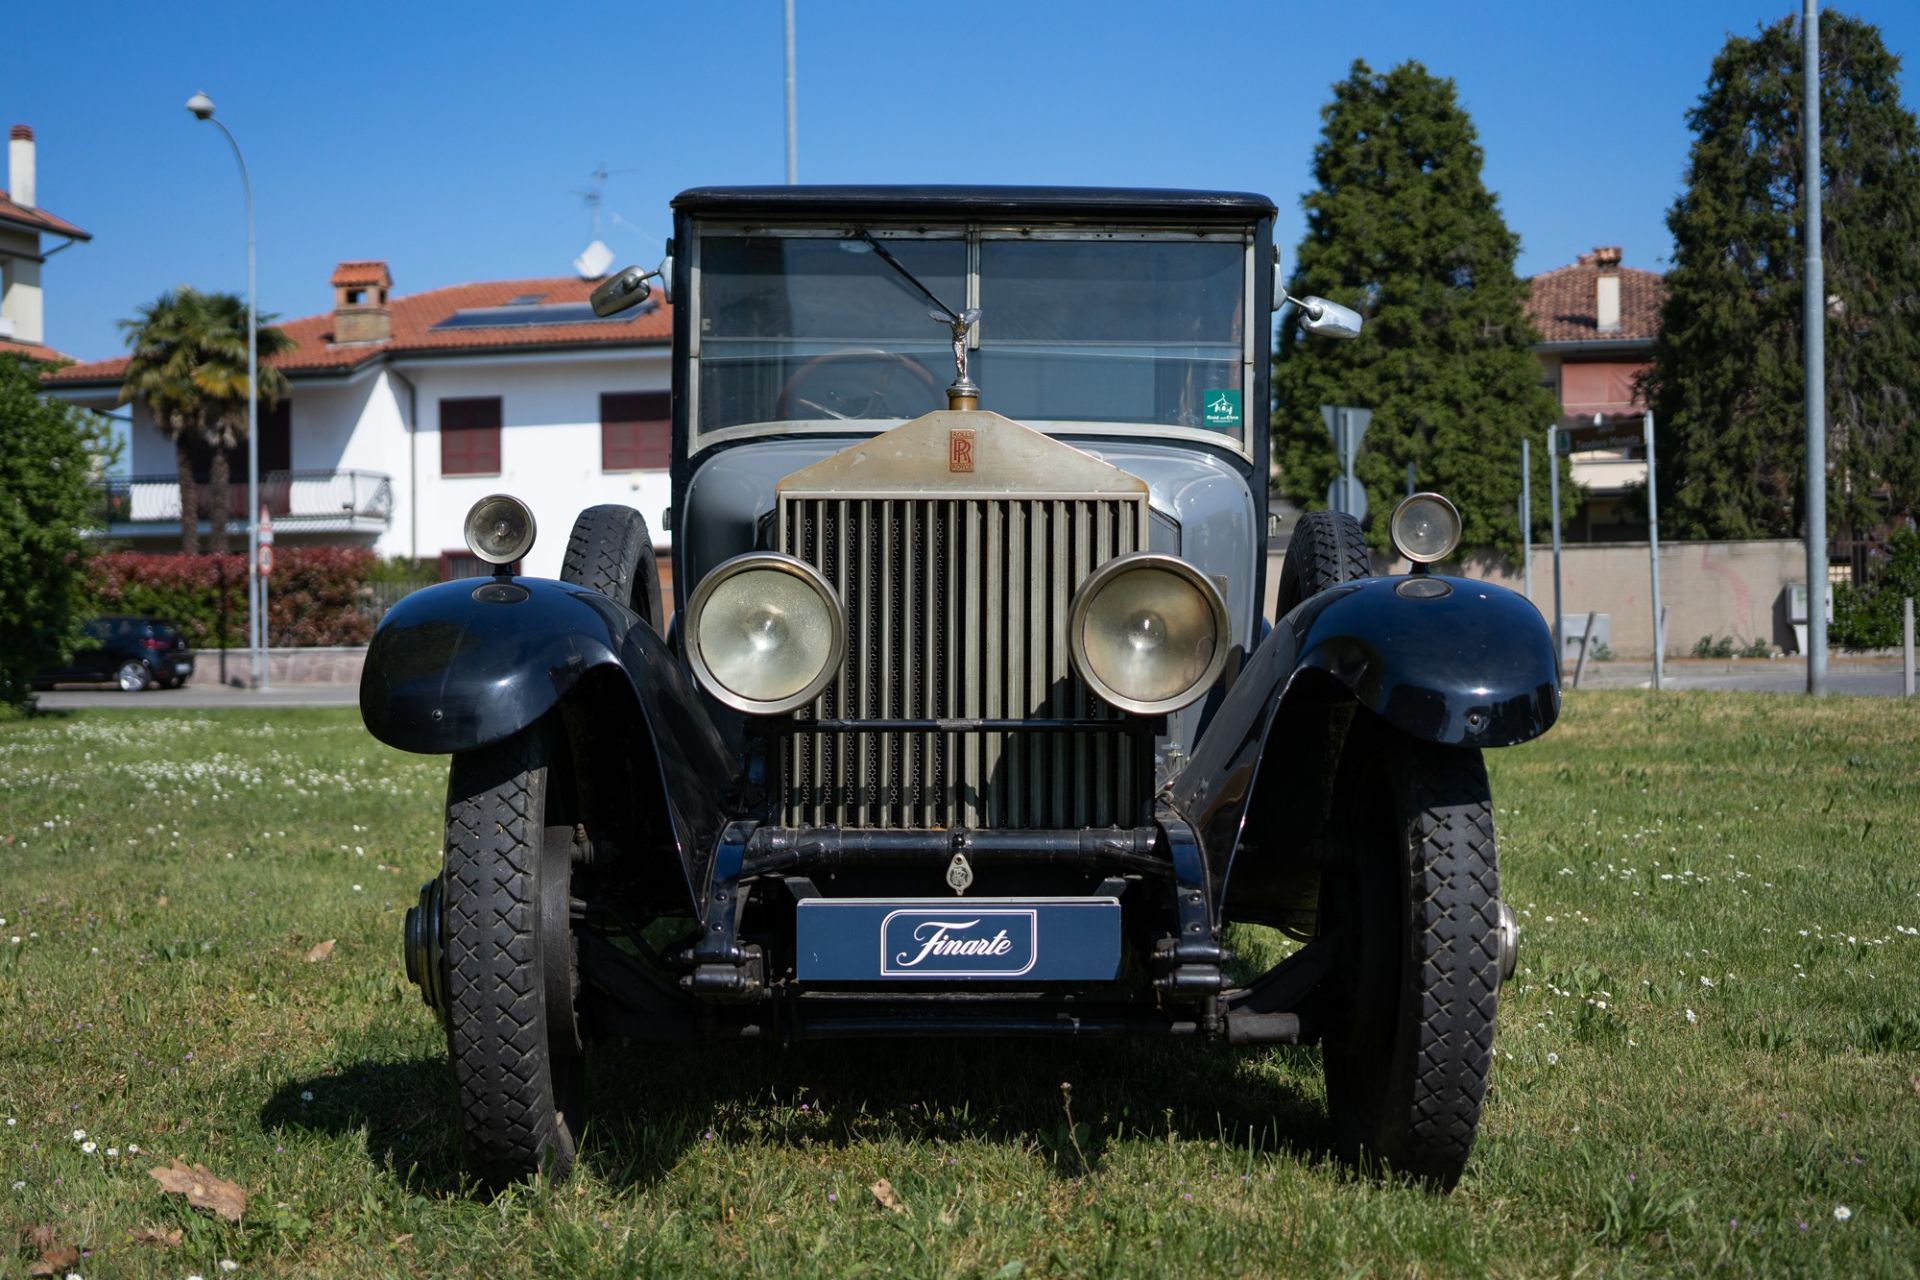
[573,164,659,279]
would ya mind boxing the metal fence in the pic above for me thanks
[100,469,393,528]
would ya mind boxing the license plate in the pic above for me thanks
[796,897,1121,982]
[173,663,192,674]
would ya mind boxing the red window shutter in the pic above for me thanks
[441,397,502,476]
[601,392,671,471]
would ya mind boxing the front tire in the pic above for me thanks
[1321,730,1501,1188]
[1275,509,1370,616]
[561,505,663,632]
[441,726,586,1184]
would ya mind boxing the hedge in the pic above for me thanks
[83,547,377,649]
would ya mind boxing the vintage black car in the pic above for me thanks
[361,187,1557,1188]
[35,615,195,691]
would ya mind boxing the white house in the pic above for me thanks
[45,259,673,584]
[1,123,92,361]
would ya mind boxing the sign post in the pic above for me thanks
[1520,437,1532,603]
[1320,405,1372,521]
[1548,424,1564,670]
[1644,411,1664,689]
[258,503,273,693]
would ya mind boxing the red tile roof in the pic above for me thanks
[0,189,91,241]
[1526,249,1664,344]
[0,338,72,363]
[44,272,671,386]
[330,260,391,287]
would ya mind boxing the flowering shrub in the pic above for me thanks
[85,547,377,648]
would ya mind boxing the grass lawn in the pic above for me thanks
[1,693,1917,1277]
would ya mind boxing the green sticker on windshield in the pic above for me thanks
[1203,389,1242,427]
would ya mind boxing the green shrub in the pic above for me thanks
[1738,636,1773,658]
[0,353,116,709]
[1691,634,1736,659]
[1832,528,1920,650]
[85,547,376,648]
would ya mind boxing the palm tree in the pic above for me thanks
[119,289,205,554]
[188,293,293,554]
[118,288,292,554]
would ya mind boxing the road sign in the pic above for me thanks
[258,544,274,576]
[1327,475,1368,522]
[1320,405,1372,462]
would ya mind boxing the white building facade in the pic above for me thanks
[47,262,673,582]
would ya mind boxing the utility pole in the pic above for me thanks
[784,0,798,185]
[1803,0,1829,695]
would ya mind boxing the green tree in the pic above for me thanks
[0,353,117,709]
[1272,60,1563,557]
[1647,11,1920,541]
[118,287,292,555]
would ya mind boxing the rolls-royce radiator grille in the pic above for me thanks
[777,494,1150,830]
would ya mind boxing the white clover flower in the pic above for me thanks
[9,1180,23,1191]
[1834,1205,1852,1222]
[80,1140,96,1153]
[72,1128,86,1141]
[351,884,363,893]
[1546,1052,1559,1065]
[126,1144,140,1154]
[105,1147,118,1158]
[300,1090,314,1102]
[1684,1008,1698,1024]
[219,1262,240,1273]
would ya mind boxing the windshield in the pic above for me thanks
[693,228,1251,447]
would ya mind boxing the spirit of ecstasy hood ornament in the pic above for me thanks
[934,306,982,410]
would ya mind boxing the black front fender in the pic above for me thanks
[360,577,737,908]
[1169,575,1558,898]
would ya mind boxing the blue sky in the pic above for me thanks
[9,0,1919,365]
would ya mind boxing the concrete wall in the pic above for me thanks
[1262,538,1806,658]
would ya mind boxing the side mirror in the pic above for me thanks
[590,265,656,317]
[1296,296,1363,340]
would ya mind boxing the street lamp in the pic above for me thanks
[185,91,267,691]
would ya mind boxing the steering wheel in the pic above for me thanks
[775,349,943,421]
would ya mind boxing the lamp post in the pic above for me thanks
[185,91,266,691]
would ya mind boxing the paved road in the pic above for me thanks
[36,662,1915,709]
[35,683,358,710]
[1572,660,1913,696]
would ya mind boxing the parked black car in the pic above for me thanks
[35,616,195,691]
[364,186,1559,1190]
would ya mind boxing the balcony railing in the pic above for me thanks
[99,469,394,530]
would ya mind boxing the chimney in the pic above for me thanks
[1593,245,1623,334]
[8,125,34,208]
[331,260,392,344]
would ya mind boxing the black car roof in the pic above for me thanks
[672,185,1276,223]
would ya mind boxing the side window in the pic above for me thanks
[601,392,670,471]
[441,397,503,476]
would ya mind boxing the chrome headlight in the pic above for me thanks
[1389,492,1462,564]
[463,494,537,566]
[1068,553,1229,715]
[684,553,845,714]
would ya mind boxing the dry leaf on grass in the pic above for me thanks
[131,1225,183,1248]
[870,1178,907,1214]
[148,1158,248,1222]
[304,938,336,963]
[21,1224,79,1277]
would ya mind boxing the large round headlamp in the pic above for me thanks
[685,553,845,714]
[463,494,537,566]
[1068,553,1230,716]
[1389,492,1463,565]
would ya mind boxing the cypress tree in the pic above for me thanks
[1272,60,1562,557]
[1648,11,1920,541]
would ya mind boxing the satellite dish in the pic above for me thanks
[574,239,615,280]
